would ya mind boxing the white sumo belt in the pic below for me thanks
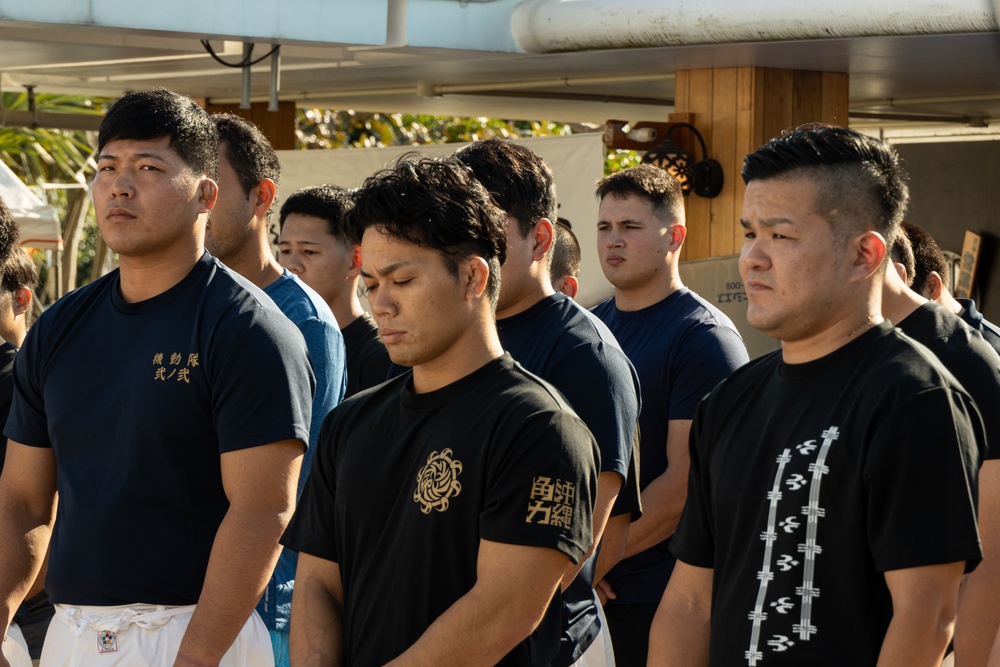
[58,603,196,654]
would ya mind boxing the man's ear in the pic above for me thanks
[464,256,491,301]
[892,261,908,285]
[198,177,219,212]
[11,287,31,316]
[532,218,554,261]
[253,178,277,218]
[853,231,887,280]
[347,245,363,278]
[555,276,579,300]
[924,271,945,301]
[668,223,687,250]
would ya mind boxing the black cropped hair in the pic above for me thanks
[742,124,909,244]
[346,155,506,308]
[595,164,684,220]
[453,138,557,238]
[550,219,581,282]
[213,113,281,197]
[98,88,219,179]
[902,220,949,294]
[279,184,355,244]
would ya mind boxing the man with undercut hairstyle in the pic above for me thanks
[650,125,982,667]
[207,113,346,666]
[455,138,640,667]
[902,220,1000,358]
[591,163,748,667]
[282,156,599,666]
[278,184,390,397]
[0,88,314,667]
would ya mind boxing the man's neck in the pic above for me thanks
[411,313,504,394]
[495,279,554,321]
[613,273,685,312]
[219,227,284,290]
[881,272,926,326]
[118,245,203,303]
[940,291,965,318]
[330,290,367,332]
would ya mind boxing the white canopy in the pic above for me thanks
[0,160,63,250]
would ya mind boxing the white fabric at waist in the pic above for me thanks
[54,603,196,637]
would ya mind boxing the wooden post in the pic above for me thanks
[674,67,849,260]
[203,101,298,150]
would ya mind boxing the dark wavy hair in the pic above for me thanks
[346,155,507,308]
[98,88,219,179]
[550,219,580,282]
[0,196,20,264]
[742,124,909,245]
[279,184,355,245]
[453,138,557,238]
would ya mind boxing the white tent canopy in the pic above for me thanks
[0,160,63,250]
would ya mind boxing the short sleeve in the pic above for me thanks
[6,315,50,448]
[479,410,599,564]
[297,317,347,447]
[866,387,983,572]
[668,325,748,421]
[210,308,315,453]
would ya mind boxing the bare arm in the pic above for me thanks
[173,440,303,667]
[877,562,965,667]
[385,539,574,667]
[289,553,344,667]
[956,460,1000,667]
[562,471,623,590]
[594,513,629,585]
[623,420,691,559]
[0,442,56,635]
[647,561,713,667]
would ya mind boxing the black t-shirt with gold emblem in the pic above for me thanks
[282,353,599,666]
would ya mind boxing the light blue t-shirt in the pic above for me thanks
[258,269,347,633]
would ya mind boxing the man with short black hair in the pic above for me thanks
[0,89,314,667]
[591,163,748,666]
[282,156,599,666]
[278,184,390,397]
[208,113,346,665]
[455,138,641,667]
[902,220,1000,357]
[650,125,983,666]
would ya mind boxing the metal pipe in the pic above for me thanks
[269,47,281,112]
[240,42,252,110]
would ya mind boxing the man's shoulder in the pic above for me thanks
[264,271,339,329]
[900,302,1000,368]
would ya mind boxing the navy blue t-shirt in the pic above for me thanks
[497,292,640,665]
[592,288,749,604]
[6,252,314,606]
[958,298,1000,358]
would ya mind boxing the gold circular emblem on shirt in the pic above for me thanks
[414,448,463,514]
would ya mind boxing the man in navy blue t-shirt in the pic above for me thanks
[0,89,313,667]
[591,164,749,667]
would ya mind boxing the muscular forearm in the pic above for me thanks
[877,608,955,667]
[289,574,344,667]
[647,563,712,667]
[623,468,687,559]
[0,495,54,632]
[384,581,561,667]
[562,472,622,590]
[173,504,290,666]
[955,566,1000,667]
[594,513,629,584]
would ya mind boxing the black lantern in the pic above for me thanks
[640,122,724,198]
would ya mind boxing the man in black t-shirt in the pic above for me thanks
[455,139,640,667]
[277,184,391,396]
[282,156,599,666]
[0,89,313,667]
[649,125,982,666]
[882,228,1000,667]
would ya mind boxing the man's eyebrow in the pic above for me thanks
[97,152,168,163]
[360,260,411,280]
[739,217,794,228]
